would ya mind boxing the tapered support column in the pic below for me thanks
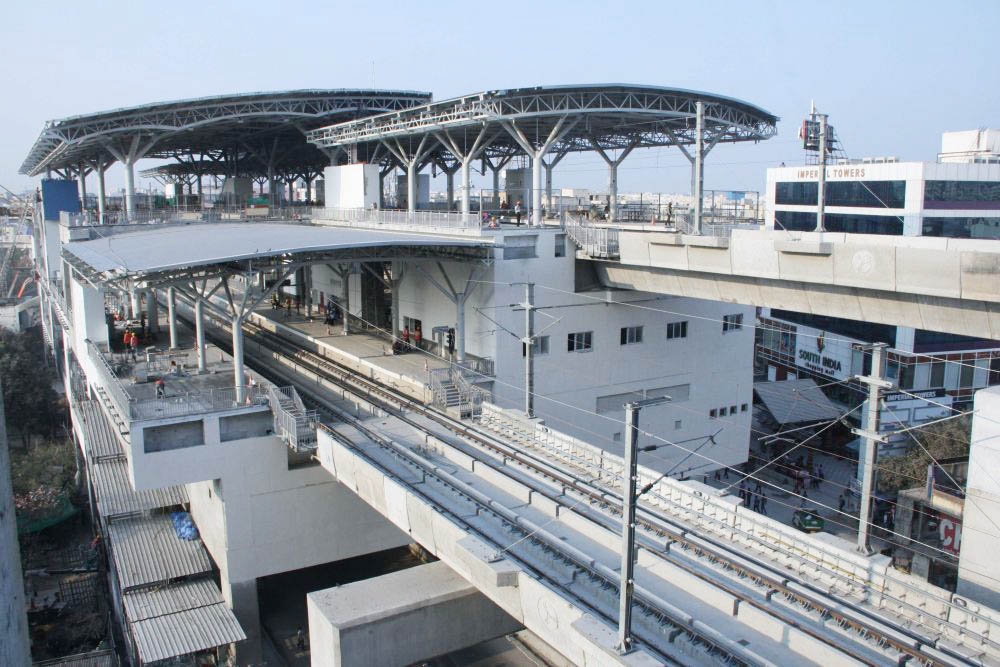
[146,289,158,333]
[609,162,619,222]
[96,162,106,224]
[167,287,178,349]
[455,296,466,362]
[77,164,87,212]
[232,315,246,403]
[390,262,402,342]
[531,154,543,225]
[492,167,501,207]
[195,299,206,373]
[124,160,136,220]
[407,162,417,216]
[693,100,705,235]
[544,163,554,211]
[460,160,471,215]
[446,170,455,210]
[130,290,141,320]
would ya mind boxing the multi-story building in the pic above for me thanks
[757,130,1000,452]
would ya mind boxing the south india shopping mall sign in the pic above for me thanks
[795,332,852,378]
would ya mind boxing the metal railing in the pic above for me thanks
[456,357,495,379]
[266,385,318,452]
[565,218,620,258]
[314,207,481,231]
[85,339,133,422]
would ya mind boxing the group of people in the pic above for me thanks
[393,324,422,354]
[322,300,340,326]
[122,327,141,361]
[738,480,768,515]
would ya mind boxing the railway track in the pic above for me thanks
[180,301,984,666]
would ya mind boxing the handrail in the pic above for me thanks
[315,207,482,231]
[266,385,317,451]
[565,217,620,258]
[85,339,133,421]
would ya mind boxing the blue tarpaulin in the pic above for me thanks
[170,512,199,541]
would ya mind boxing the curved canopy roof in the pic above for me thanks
[307,84,778,162]
[20,89,431,178]
[62,222,492,285]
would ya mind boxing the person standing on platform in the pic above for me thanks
[129,332,138,361]
[413,325,422,350]
[514,200,523,226]
[402,325,410,351]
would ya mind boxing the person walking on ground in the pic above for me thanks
[752,492,760,513]
[129,331,138,361]
[738,482,746,504]
[759,490,767,515]
[514,200,523,226]
[838,493,846,513]
[155,377,165,399]
[817,464,825,487]
[414,325,422,350]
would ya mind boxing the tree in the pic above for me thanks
[0,327,61,445]
[878,414,972,494]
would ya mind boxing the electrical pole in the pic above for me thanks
[815,113,828,232]
[853,343,891,554]
[618,395,671,654]
[522,283,535,418]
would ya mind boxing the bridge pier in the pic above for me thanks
[307,561,522,667]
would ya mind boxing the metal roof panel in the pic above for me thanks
[107,514,212,591]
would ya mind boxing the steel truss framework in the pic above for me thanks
[307,84,778,162]
[19,89,432,179]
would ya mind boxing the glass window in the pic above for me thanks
[674,419,682,430]
[930,362,945,387]
[568,331,593,352]
[775,180,906,208]
[723,314,743,332]
[741,403,748,412]
[523,336,550,356]
[730,405,737,414]
[620,326,643,345]
[922,217,1000,240]
[776,181,818,205]
[960,362,975,388]
[710,409,717,419]
[554,234,566,258]
[667,321,688,339]
[774,211,903,235]
[925,181,1000,206]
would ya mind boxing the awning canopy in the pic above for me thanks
[754,378,840,425]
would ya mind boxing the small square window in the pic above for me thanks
[613,432,622,442]
[674,420,682,430]
[620,326,643,345]
[719,406,727,416]
[667,321,688,340]
[723,313,744,332]
[741,403,748,412]
[568,331,593,352]
[730,405,737,415]
[709,409,717,419]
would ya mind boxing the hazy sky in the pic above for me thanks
[2,0,997,197]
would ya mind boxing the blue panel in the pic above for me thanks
[40,179,80,221]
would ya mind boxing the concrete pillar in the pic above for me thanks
[167,287,178,349]
[307,561,521,667]
[267,167,276,209]
[460,160,471,215]
[232,315,245,403]
[77,165,87,211]
[446,170,455,211]
[341,271,350,336]
[390,262,401,342]
[492,167,500,208]
[305,268,313,319]
[0,381,32,667]
[545,162,554,212]
[306,177,313,204]
[125,159,136,220]
[609,162,619,222]
[146,289,158,333]
[455,295,466,362]
[406,161,417,215]
[228,579,263,666]
[96,162,106,224]
[195,299,206,373]
[129,289,141,320]
[693,100,704,235]
[532,154,543,225]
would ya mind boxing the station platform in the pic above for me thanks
[245,306,453,405]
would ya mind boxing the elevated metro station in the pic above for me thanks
[21,84,1000,666]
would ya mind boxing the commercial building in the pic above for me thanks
[757,130,1000,452]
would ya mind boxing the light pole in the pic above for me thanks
[618,395,671,654]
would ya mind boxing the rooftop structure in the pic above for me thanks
[19,89,431,219]
[308,84,778,227]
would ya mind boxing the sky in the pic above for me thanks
[1,0,997,198]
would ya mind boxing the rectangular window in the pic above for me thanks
[730,405,737,415]
[899,362,915,390]
[674,420,682,430]
[960,362,975,388]
[666,321,688,339]
[554,234,566,257]
[403,316,422,333]
[741,403,748,412]
[723,314,743,332]
[523,335,550,356]
[930,362,946,388]
[710,409,717,419]
[774,211,903,235]
[503,235,537,260]
[620,326,643,345]
[568,331,593,352]
[719,406,727,416]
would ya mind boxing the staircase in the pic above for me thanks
[429,368,461,408]
[266,385,318,452]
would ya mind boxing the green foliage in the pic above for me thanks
[0,327,62,443]
[878,415,972,494]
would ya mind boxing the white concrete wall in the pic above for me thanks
[323,164,380,209]
[958,386,1000,607]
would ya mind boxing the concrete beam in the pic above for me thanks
[307,561,522,666]
[599,229,1000,339]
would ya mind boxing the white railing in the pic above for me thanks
[314,207,482,232]
[85,339,133,421]
[266,385,318,452]
[565,218,620,258]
